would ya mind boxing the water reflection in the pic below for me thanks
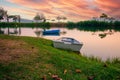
[97,30,114,38]
[34,29,42,37]
[0,27,67,37]
[99,33,107,38]
[0,27,4,34]
[34,28,66,37]
[0,27,21,35]
[0,26,120,60]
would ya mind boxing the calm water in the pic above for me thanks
[1,27,120,60]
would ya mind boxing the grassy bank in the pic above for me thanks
[0,35,120,80]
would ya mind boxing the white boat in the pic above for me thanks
[53,37,83,52]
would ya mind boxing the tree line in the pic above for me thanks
[0,7,67,23]
[0,7,20,22]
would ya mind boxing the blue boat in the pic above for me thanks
[43,29,60,36]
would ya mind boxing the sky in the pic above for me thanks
[0,0,120,22]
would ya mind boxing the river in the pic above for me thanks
[1,27,120,60]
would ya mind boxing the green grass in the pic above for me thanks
[0,35,120,80]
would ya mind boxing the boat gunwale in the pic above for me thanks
[53,37,83,44]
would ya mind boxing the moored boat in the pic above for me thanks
[43,29,60,35]
[53,37,83,52]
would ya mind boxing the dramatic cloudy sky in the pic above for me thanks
[0,0,120,22]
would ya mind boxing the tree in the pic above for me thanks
[56,16,61,22]
[0,7,8,22]
[62,16,67,22]
[100,13,108,18]
[0,7,21,23]
[0,7,5,21]
[0,16,3,22]
[18,15,21,23]
[8,15,20,23]
[33,13,46,22]
[0,7,4,16]
[56,16,67,22]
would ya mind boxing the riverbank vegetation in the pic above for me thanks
[0,21,120,32]
[0,22,50,28]
[67,20,120,28]
[0,35,120,80]
[0,20,119,27]
[66,21,120,32]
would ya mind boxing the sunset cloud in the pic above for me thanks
[1,0,120,21]
[95,0,120,17]
[2,5,35,19]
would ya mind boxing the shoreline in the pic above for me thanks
[0,34,120,80]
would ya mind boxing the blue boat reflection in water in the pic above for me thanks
[42,29,60,36]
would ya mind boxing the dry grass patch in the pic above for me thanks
[0,39,37,62]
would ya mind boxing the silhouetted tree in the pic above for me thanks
[0,7,8,22]
[56,16,67,22]
[34,13,46,22]
[62,16,67,22]
[0,7,21,23]
[13,16,17,22]
[18,15,21,23]
[8,15,20,23]
[0,7,4,17]
[56,16,61,22]
[100,13,108,18]
[0,16,3,22]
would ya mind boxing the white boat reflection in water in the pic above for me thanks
[53,37,83,52]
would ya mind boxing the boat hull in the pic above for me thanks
[53,41,83,52]
[43,30,60,35]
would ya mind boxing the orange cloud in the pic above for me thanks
[95,0,120,8]
[2,5,35,19]
[95,0,120,17]
[4,0,120,21]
